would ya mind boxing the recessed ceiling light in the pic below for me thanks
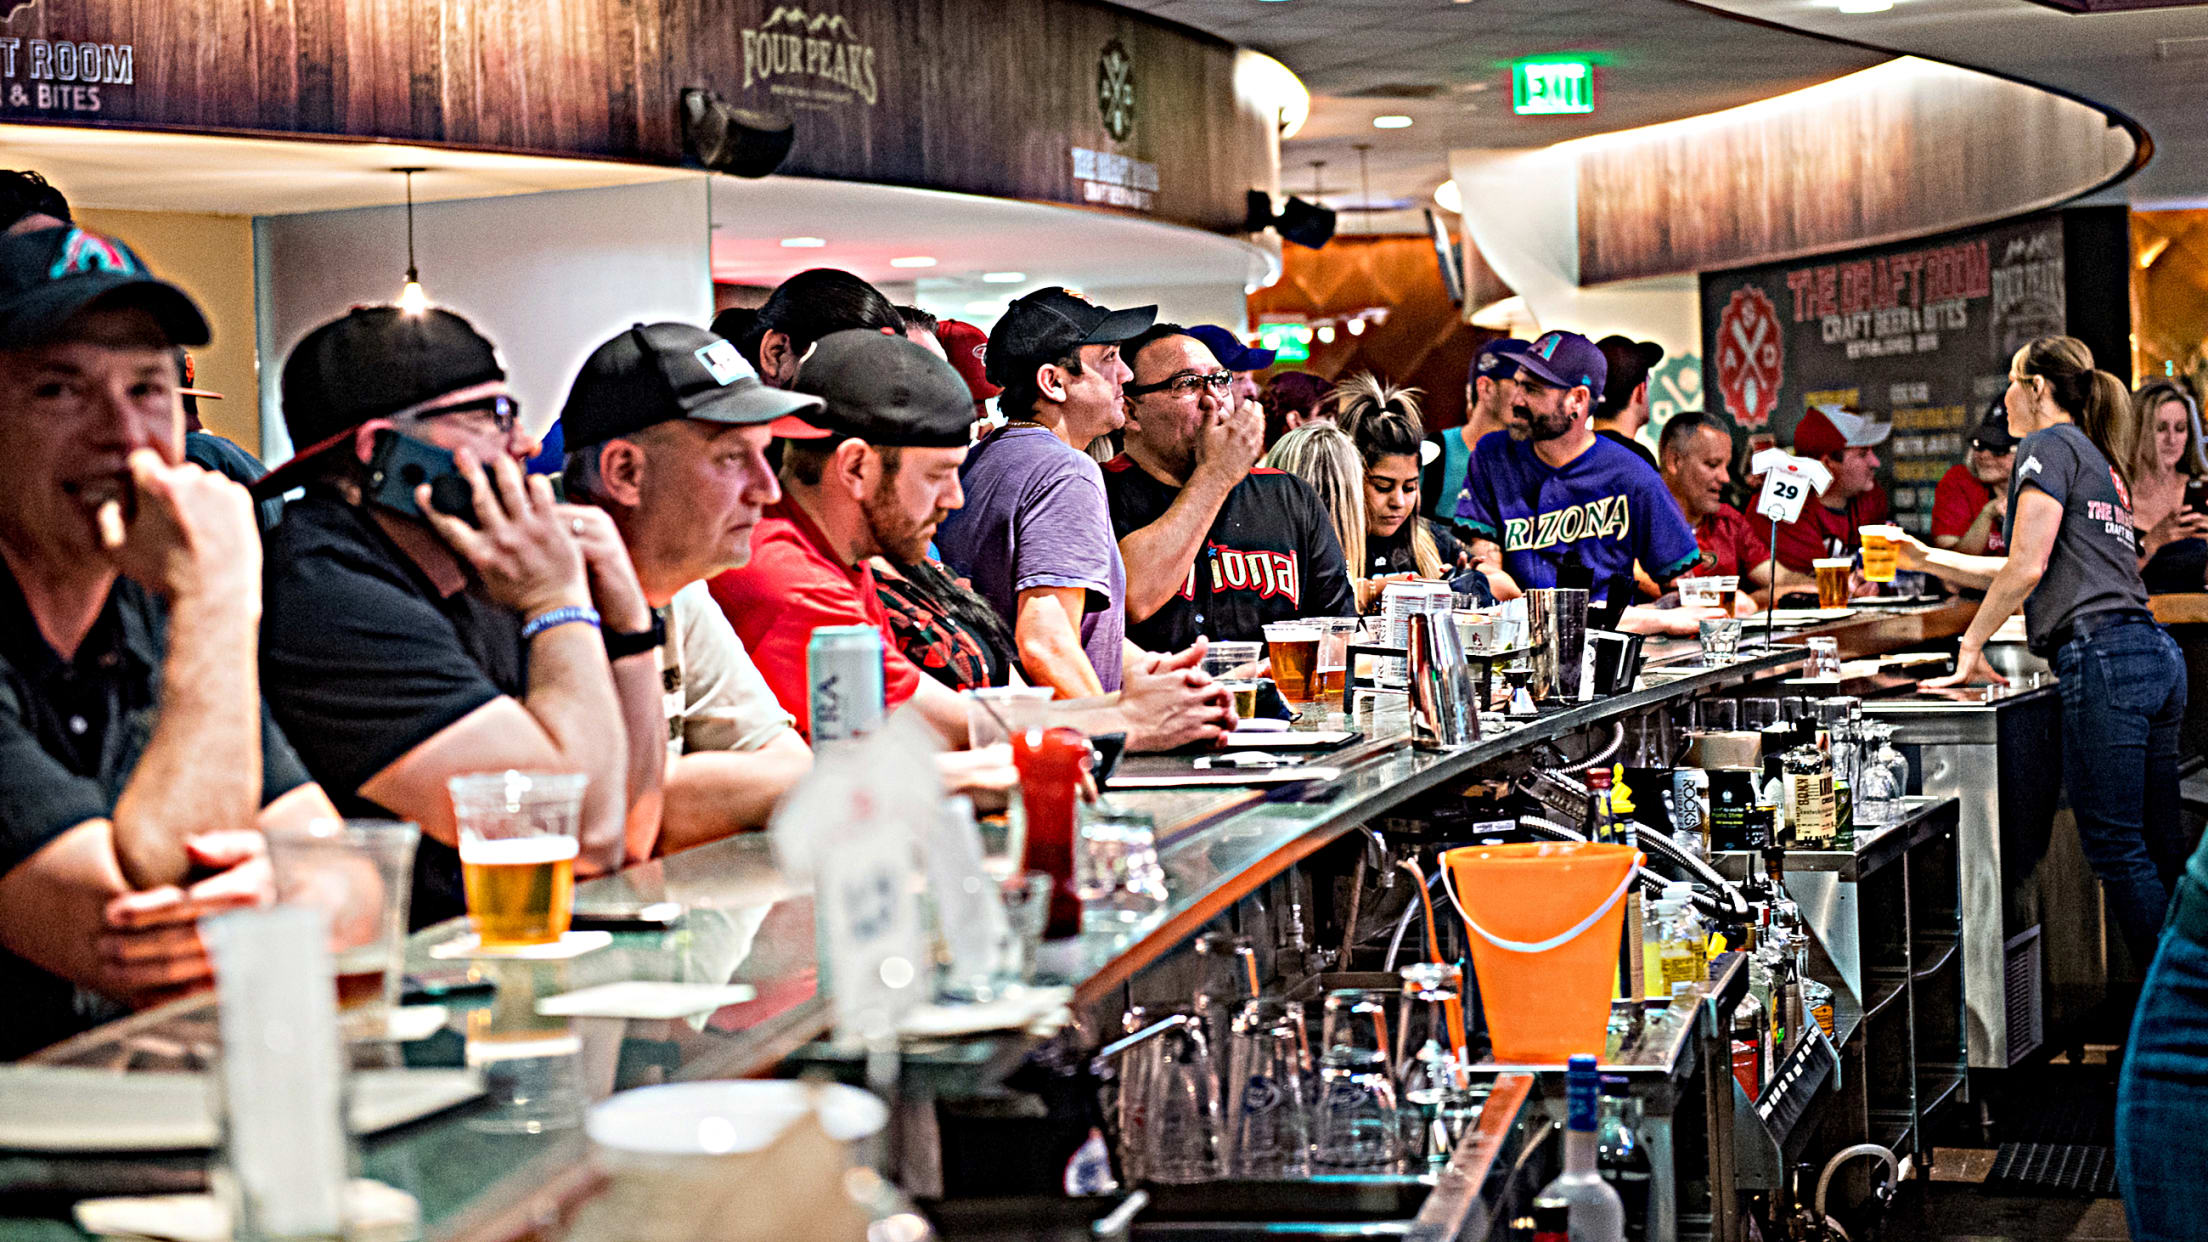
[981,271,1027,284]
[1832,0,1892,9]
[889,256,936,268]
[1373,115,1413,129]
[779,236,826,248]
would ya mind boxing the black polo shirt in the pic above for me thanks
[0,570,312,1061]
[1101,458,1356,651]
[261,493,526,928]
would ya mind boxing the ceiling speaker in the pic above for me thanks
[1274,196,1337,249]
[681,88,795,179]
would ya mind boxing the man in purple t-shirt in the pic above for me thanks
[935,288,1152,695]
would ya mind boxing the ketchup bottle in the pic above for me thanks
[1012,726,1089,937]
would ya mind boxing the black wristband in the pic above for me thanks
[603,611,666,660]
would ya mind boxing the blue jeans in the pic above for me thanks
[2118,882,2208,1240]
[2053,619,2188,965]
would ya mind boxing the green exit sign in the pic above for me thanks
[1512,59,1596,115]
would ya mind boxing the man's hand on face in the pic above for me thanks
[1193,398,1265,485]
[419,450,592,620]
[1120,639,1235,751]
[555,503,653,634]
[107,449,261,605]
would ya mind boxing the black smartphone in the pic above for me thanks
[2185,475,2208,516]
[568,900,685,932]
[366,429,477,524]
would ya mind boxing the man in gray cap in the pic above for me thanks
[561,323,820,854]
[709,329,1233,752]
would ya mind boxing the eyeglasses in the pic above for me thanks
[1126,370,1234,400]
[403,395,521,440]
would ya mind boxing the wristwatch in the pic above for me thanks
[603,611,666,660]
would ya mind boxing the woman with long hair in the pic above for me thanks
[1896,336,2183,969]
[1263,422,1382,606]
[2129,378,2208,594]
[1328,373,1467,581]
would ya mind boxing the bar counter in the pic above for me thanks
[0,599,1979,1242]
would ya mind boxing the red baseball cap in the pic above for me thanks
[1792,404,1890,459]
[934,318,999,400]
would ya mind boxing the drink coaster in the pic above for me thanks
[428,930,612,960]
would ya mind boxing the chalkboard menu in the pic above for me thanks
[1698,213,2073,533]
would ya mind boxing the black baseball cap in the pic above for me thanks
[769,329,975,449]
[1970,399,2018,452]
[561,322,822,451]
[983,287,1155,388]
[1594,335,1663,415]
[254,305,506,497]
[0,225,207,350]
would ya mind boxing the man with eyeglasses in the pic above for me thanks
[255,307,665,926]
[1106,324,1355,651]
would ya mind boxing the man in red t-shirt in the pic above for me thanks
[1749,405,1892,586]
[1658,411,1813,603]
[1930,403,2015,555]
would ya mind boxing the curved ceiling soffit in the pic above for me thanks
[1563,48,2146,284]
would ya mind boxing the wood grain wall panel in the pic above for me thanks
[1578,62,2140,283]
[0,0,1269,233]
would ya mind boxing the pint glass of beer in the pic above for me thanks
[448,772,589,948]
[1813,558,1852,610]
[1263,622,1324,700]
[1859,525,1902,584]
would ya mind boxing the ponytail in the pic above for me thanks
[2015,336,2138,489]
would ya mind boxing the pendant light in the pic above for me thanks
[395,167,428,315]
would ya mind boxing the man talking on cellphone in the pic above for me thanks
[255,307,664,926]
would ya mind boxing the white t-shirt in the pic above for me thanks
[662,580,796,759]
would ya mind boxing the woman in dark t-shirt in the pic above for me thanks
[872,556,1013,692]
[1894,336,2180,974]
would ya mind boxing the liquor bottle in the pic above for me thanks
[1584,768,1617,844]
[1590,769,1645,1002]
[1783,746,1837,849]
[1730,983,1766,1098]
[1641,898,1675,1002]
[1532,1055,1628,1242]
[1595,1076,1652,1242]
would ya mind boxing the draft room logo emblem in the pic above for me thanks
[741,6,878,108]
[1097,39,1134,142]
[1716,286,1782,429]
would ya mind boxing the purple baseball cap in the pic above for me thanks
[1499,330,1606,403]
[1470,336,1527,384]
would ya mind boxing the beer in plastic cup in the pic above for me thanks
[448,772,588,948]
[265,819,420,1040]
[1221,679,1261,720]
[1813,559,1852,610]
[1263,622,1324,700]
[1859,525,1902,583]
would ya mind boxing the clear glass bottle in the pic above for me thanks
[1595,1076,1652,1242]
[1532,1055,1627,1242]
[1855,723,1905,827]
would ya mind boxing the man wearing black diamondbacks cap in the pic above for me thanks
[560,323,817,853]
[257,306,665,925]
[0,224,342,1059]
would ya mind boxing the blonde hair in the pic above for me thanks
[1329,371,1443,578]
[2132,379,2205,481]
[1264,421,1366,579]
[2013,336,2137,488]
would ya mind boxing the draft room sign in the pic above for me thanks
[1700,212,2069,533]
[0,0,1272,234]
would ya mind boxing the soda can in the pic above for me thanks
[808,625,884,744]
[1670,766,1708,845]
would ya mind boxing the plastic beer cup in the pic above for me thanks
[1859,525,1901,584]
[448,772,589,948]
[1813,559,1851,610]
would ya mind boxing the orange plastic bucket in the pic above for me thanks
[1440,842,1641,1064]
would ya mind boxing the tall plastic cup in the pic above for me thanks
[448,771,588,948]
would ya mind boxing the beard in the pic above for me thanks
[862,485,944,565]
[1509,400,1575,443]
